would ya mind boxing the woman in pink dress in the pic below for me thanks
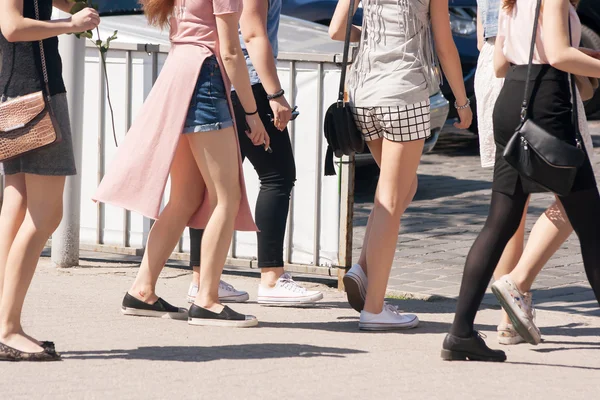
[94,0,268,327]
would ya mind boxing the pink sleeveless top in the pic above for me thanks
[498,1,581,65]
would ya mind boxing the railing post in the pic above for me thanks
[51,21,85,268]
[337,154,355,290]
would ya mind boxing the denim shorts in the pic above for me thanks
[183,55,234,133]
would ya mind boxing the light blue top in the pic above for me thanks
[478,0,500,39]
[239,0,281,86]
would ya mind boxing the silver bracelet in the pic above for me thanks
[454,98,471,110]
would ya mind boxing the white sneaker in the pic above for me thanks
[359,303,419,331]
[497,323,526,345]
[257,273,324,306]
[492,275,541,345]
[187,280,250,304]
[343,263,367,312]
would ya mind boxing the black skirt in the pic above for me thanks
[492,64,596,195]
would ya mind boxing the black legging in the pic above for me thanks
[450,180,600,337]
[189,83,296,269]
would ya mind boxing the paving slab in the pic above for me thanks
[3,259,600,399]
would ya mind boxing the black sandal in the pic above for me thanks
[0,342,61,362]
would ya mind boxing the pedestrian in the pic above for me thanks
[329,0,472,330]
[186,0,324,306]
[0,0,100,360]
[93,0,269,327]
[444,0,600,362]
[475,0,597,346]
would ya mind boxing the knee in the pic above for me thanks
[259,170,296,196]
[171,186,205,217]
[211,183,241,217]
[30,205,63,236]
[0,195,27,224]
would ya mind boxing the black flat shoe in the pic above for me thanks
[441,332,506,362]
[121,293,188,320]
[0,342,61,362]
[41,341,55,352]
[188,304,258,328]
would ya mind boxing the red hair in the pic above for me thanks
[139,0,174,28]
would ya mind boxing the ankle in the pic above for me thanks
[128,286,156,302]
[508,273,530,294]
[192,267,200,286]
[260,268,284,287]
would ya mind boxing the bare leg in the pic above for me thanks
[187,126,242,312]
[356,140,417,277]
[0,174,65,353]
[509,199,573,292]
[493,200,528,325]
[0,174,27,301]
[363,138,425,314]
[129,139,205,303]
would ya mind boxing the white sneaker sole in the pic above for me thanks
[187,292,250,304]
[121,307,188,321]
[491,283,541,345]
[257,292,324,306]
[359,316,420,331]
[498,335,526,345]
[188,317,258,328]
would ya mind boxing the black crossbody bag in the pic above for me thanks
[323,0,364,176]
[502,0,585,196]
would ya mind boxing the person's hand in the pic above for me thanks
[70,8,100,33]
[269,96,292,131]
[579,47,600,59]
[454,104,473,130]
[245,114,270,150]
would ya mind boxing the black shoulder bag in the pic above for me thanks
[502,0,585,196]
[323,0,364,176]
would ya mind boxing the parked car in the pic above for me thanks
[578,0,600,119]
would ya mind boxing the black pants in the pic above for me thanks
[450,66,600,337]
[189,83,296,268]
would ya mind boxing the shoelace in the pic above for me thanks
[278,274,307,293]
[383,302,401,314]
[219,280,237,292]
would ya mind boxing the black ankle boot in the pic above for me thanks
[441,332,506,362]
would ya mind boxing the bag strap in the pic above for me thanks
[336,0,356,105]
[520,0,543,120]
[33,0,52,102]
[568,17,583,146]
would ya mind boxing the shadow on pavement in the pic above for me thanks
[61,343,366,362]
[260,318,497,336]
[507,361,600,371]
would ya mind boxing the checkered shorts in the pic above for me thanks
[350,100,431,142]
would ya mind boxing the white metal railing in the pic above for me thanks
[77,41,354,277]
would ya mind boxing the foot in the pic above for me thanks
[343,263,367,312]
[497,323,526,345]
[359,303,419,331]
[121,293,188,320]
[441,332,506,362]
[188,304,258,327]
[257,273,323,306]
[0,341,61,362]
[491,275,541,345]
[187,280,250,304]
[0,332,44,354]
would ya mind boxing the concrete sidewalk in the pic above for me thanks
[3,258,600,399]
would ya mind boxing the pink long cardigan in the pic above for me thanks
[93,0,257,232]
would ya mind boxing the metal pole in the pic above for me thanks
[52,20,85,268]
